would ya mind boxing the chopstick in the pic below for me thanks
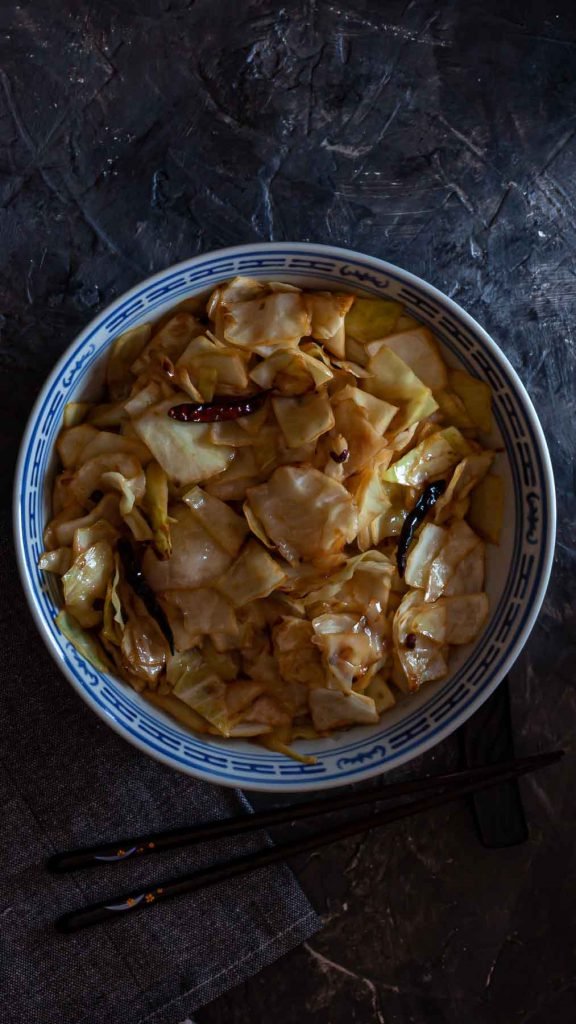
[48,752,553,873]
[54,749,562,933]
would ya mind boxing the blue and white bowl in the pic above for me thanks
[14,243,556,791]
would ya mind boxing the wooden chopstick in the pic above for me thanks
[48,753,552,873]
[54,749,562,933]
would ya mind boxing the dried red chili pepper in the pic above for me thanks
[168,391,269,423]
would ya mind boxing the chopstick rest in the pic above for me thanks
[462,676,529,847]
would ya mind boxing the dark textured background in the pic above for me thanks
[1,1,575,1022]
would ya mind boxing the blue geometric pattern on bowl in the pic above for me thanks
[15,244,555,791]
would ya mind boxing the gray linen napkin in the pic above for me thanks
[0,512,319,1024]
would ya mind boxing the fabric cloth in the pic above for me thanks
[0,510,319,1024]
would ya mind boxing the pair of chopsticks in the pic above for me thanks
[51,750,562,933]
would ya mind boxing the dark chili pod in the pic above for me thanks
[118,539,174,654]
[168,391,269,423]
[396,479,447,578]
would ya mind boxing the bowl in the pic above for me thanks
[14,242,556,791]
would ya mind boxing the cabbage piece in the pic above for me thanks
[79,431,152,466]
[449,369,492,434]
[62,540,114,628]
[345,298,403,342]
[44,494,122,549]
[384,426,471,487]
[120,589,167,688]
[224,292,310,352]
[205,447,262,501]
[345,335,370,367]
[214,539,286,607]
[38,547,72,575]
[432,451,494,524]
[333,384,398,435]
[218,276,268,305]
[107,323,152,398]
[143,503,232,590]
[311,613,384,693]
[72,519,120,559]
[365,346,438,429]
[404,523,446,589]
[411,594,489,644]
[215,274,266,305]
[364,674,396,714]
[467,473,504,544]
[229,723,273,737]
[101,554,124,646]
[182,485,248,557]
[242,696,292,728]
[166,645,240,687]
[70,453,145,506]
[143,691,214,734]
[393,590,449,691]
[86,401,129,429]
[272,616,325,687]
[143,461,171,559]
[171,674,233,735]
[160,589,238,651]
[305,292,355,354]
[131,313,204,374]
[309,688,379,731]
[425,520,483,601]
[132,397,234,486]
[443,542,485,597]
[56,610,111,673]
[368,327,448,392]
[387,420,420,454]
[329,396,389,477]
[52,471,78,515]
[330,357,372,378]
[124,507,154,543]
[434,389,475,431]
[363,480,410,542]
[272,391,335,448]
[57,424,99,469]
[258,728,317,765]
[175,334,249,394]
[246,466,358,567]
[62,402,91,428]
[249,347,333,394]
[347,459,395,551]
[123,381,165,420]
[208,421,261,448]
[98,466,146,516]
[304,550,393,606]
[225,679,265,716]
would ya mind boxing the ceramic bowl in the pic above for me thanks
[14,243,556,791]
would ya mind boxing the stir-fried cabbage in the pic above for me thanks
[246,466,358,566]
[384,426,471,487]
[224,292,311,353]
[272,391,335,448]
[365,346,438,428]
[133,397,235,486]
[143,503,232,590]
[41,277,500,759]
[369,327,448,392]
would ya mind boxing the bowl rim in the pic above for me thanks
[13,241,556,790]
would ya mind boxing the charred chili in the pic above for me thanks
[118,539,174,654]
[168,391,269,423]
[396,479,447,578]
